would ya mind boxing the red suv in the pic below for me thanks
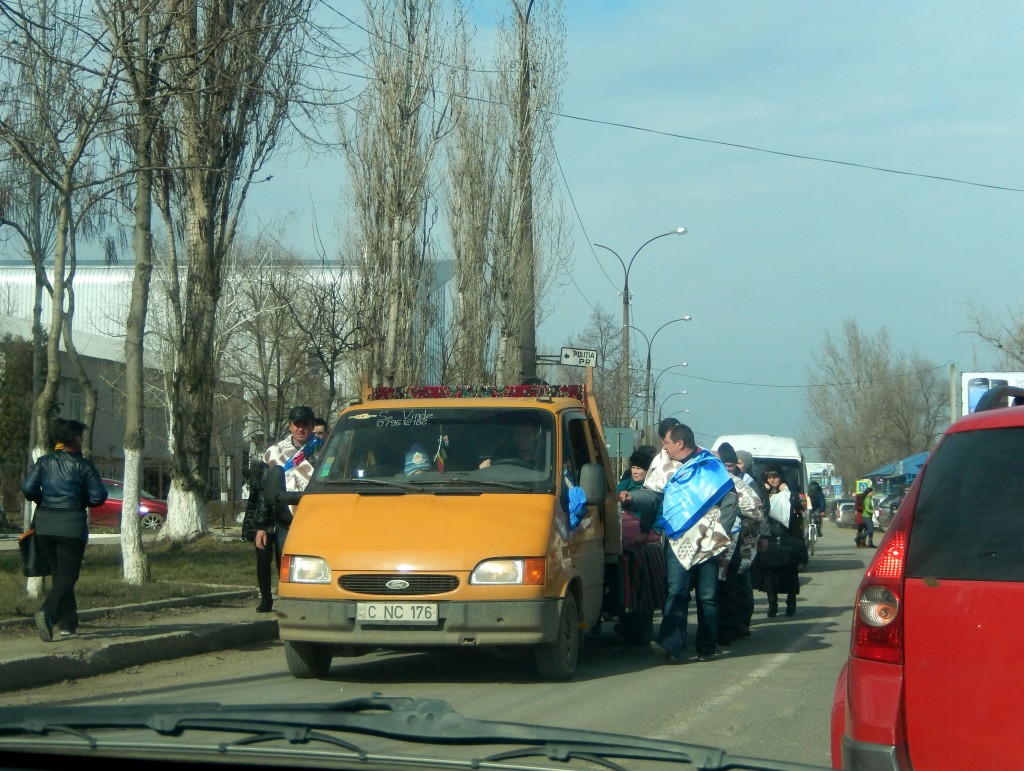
[831,385,1024,768]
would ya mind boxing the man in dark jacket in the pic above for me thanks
[251,405,320,612]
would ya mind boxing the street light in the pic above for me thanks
[628,318,692,441]
[593,227,687,423]
[657,390,689,419]
[651,362,689,435]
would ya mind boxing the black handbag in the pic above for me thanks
[19,528,50,577]
[757,532,792,569]
[758,519,801,569]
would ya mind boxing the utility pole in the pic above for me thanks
[517,0,537,381]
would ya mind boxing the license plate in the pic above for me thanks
[356,602,438,625]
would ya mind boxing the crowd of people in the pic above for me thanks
[20,406,809,659]
[617,418,809,664]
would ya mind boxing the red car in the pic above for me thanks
[89,478,168,530]
[831,386,1024,769]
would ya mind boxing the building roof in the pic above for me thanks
[865,451,930,481]
[0,313,128,364]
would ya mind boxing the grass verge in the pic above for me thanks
[0,535,255,621]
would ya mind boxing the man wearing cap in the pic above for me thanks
[620,423,737,663]
[252,405,319,612]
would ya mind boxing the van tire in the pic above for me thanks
[284,640,332,678]
[535,592,580,681]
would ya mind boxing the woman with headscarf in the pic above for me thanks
[612,445,664,643]
[754,464,803,617]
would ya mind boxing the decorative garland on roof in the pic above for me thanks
[369,384,586,402]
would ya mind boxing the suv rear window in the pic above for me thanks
[907,427,1024,581]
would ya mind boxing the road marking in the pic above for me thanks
[656,618,833,738]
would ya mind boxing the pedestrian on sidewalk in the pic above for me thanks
[241,456,276,612]
[21,418,108,642]
[251,405,320,613]
[854,487,875,547]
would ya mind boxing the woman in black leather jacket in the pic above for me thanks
[21,418,108,642]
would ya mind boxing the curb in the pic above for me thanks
[0,589,258,631]
[0,591,278,693]
[0,619,280,693]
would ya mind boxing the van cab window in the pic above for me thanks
[314,407,556,492]
[560,412,592,513]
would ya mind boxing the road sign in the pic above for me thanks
[603,427,635,459]
[560,347,598,368]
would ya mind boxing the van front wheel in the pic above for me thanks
[284,640,332,679]
[535,593,580,681]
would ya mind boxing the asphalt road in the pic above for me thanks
[2,527,869,769]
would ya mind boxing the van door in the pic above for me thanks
[561,410,606,627]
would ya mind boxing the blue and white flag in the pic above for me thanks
[658,448,733,539]
[282,435,323,473]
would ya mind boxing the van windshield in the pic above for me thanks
[311,407,556,492]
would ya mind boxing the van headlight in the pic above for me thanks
[470,558,545,585]
[288,556,331,583]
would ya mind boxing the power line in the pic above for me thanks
[335,68,1024,195]
[539,109,1024,194]
[656,361,951,391]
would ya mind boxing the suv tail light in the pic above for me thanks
[850,484,918,665]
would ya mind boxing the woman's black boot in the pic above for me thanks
[767,595,778,618]
[786,594,797,616]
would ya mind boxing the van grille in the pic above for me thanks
[339,574,459,595]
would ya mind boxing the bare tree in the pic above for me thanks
[0,124,60,499]
[0,0,121,455]
[272,257,365,418]
[93,0,181,583]
[216,239,330,446]
[442,12,500,383]
[341,0,453,387]
[963,299,1024,369]
[490,0,568,384]
[562,306,635,426]
[156,0,321,542]
[807,319,947,490]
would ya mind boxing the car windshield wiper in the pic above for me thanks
[0,696,828,771]
[406,477,532,492]
[320,478,422,493]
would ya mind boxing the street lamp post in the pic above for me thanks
[628,318,692,441]
[651,362,689,437]
[594,227,687,425]
[657,390,689,420]
[651,362,692,417]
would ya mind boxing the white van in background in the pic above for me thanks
[710,434,808,494]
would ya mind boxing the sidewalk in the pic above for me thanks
[0,591,279,693]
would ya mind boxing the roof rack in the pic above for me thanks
[974,385,1024,412]
[368,384,586,403]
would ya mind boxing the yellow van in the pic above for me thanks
[275,381,621,681]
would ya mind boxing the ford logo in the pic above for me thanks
[386,579,410,590]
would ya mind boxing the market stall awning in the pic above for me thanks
[866,451,929,481]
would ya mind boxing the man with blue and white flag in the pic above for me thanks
[620,423,738,664]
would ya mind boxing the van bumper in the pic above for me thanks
[276,597,562,646]
[841,736,910,770]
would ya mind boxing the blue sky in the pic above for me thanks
[247,1,1024,454]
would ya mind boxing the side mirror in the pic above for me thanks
[579,462,608,506]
